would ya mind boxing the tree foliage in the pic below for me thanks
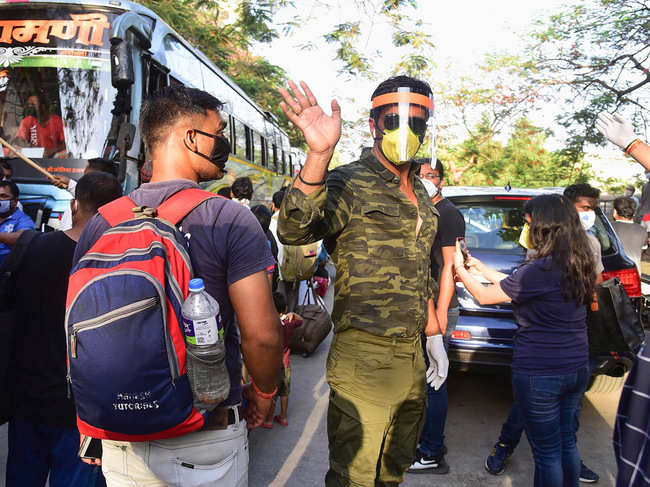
[528,0,650,156]
[444,118,590,188]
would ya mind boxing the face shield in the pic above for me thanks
[372,87,435,165]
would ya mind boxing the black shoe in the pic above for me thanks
[408,449,450,474]
[485,442,511,475]
[579,461,599,483]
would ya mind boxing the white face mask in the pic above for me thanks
[579,210,596,231]
[421,178,439,198]
[624,190,633,197]
[0,199,11,214]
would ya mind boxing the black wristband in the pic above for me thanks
[298,169,326,186]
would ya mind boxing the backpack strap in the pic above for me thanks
[157,188,217,225]
[98,196,137,227]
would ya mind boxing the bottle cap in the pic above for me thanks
[189,278,204,293]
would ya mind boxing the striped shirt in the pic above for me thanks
[614,341,650,486]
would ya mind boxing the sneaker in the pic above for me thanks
[579,461,599,483]
[485,442,511,475]
[408,449,450,474]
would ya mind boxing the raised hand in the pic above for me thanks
[596,112,637,150]
[279,81,341,155]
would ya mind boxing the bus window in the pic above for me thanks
[253,132,263,166]
[272,145,278,173]
[266,140,274,171]
[163,35,203,88]
[282,150,287,175]
[233,118,247,159]
[144,56,168,96]
[0,7,117,162]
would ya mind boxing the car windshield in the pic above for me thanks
[0,6,117,170]
[455,203,527,251]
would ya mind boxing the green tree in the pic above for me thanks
[447,118,590,188]
[527,0,650,157]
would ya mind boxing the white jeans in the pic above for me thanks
[101,420,248,487]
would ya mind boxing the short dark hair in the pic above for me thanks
[87,158,118,177]
[563,183,600,202]
[217,186,231,199]
[272,291,287,314]
[272,189,285,209]
[614,196,636,219]
[0,180,19,198]
[370,75,433,120]
[75,172,123,213]
[139,86,223,151]
[231,177,253,200]
[250,204,272,233]
[0,160,12,175]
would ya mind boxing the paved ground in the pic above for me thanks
[248,332,620,487]
[0,330,621,486]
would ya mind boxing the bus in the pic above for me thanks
[0,0,300,228]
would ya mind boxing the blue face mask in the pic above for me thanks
[0,199,11,215]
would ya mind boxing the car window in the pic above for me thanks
[592,211,615,256]
[455,203,526,251]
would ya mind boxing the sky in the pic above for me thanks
[256,0,645,181]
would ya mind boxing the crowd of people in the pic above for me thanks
[0,75,647,487]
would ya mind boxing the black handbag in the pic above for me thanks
[586,277,646,356]
[0,230,37,425]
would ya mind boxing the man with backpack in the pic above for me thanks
[70,86,283,487]
[6,171,122,487]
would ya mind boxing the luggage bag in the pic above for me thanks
[291,282,332,357]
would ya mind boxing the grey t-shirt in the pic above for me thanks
[613,220,647,273]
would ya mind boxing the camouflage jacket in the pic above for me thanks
[278,154,439,338]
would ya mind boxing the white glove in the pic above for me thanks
[595,112,637,150]
[425,334,449,391]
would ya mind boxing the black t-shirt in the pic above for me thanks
[11,231,77,427]
[430,198,465,309]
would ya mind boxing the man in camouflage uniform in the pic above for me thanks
[277,76,449,486]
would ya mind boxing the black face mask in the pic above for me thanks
[184,129,230,169]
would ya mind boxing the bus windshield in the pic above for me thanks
[0,6,118,176]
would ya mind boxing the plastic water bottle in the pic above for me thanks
[181,278,230,411]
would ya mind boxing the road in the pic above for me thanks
[0,331,621,486]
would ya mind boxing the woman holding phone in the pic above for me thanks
[454,194,595,487]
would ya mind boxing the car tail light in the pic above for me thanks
[451,330,471,340]
[602,268,642,298]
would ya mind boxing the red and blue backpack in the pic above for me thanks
[66,188,217,441]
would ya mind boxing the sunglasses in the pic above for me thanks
[383,113,428,136]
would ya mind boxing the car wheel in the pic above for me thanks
[586,374,626,394]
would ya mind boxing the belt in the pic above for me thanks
[203,405,244,431]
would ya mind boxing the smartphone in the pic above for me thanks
[457,237,470,261]
[78,435,103,461]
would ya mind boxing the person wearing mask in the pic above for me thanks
[5,172,122,487]
[231,176,253,206]
[277,77,446,486]
[409,158,465,475]
[13,93,65,158]
[73,86,283,486]
[484,183,603,483]
[0,180,34,264]
[612,196,647,273]
[624,185,639,206]
[457,194,595,487]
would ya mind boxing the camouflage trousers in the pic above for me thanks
[325,328,426,486]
